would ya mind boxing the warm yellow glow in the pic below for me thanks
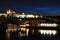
[20,25,26,27]
[52,30,57,35]
[21,28,26,31]
[18,28,29,37]
[19,28,26,37]
[16,15,20,17]
[26,15,35,18]
[40,23,57,27]
[35,15,39,18]
[19,32,25,37]
[25,24,29,26]
[15,14,39,18]
[38,30,57,35]
[0,14,2,16]
[26,29,29,36]
[16,14,25,18]
[7,9,12,14]
[8,29,11,32]
[17,13,25,18]
[20,24,29,27]
[21,13,25,18]
[3,14,7,16]
[0,14,7,17]
[6,9,16,15]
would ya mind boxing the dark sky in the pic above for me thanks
[0,0,59,16]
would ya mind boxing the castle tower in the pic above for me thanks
[6,9,16,15]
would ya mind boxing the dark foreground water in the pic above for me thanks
[18,36,60,40]
[10,28,60,40]
[10,34,60,40]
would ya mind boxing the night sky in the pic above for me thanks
[0,0,59,16]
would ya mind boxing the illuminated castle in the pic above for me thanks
[6,9,16,15]
[0,9,40,18]
[6,9,40,18]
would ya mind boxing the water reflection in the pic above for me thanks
[18,28,29,37]
[6,26,58,40]
[38,30,57,35]
[6,28,57,37]
[26,29,29,36]
[18,28,57,37]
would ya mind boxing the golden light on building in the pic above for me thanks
[7,9,12,14]
[21,15,25,18]
[38,23,57,27]
[6,9,16,15]
[26,15,35,18]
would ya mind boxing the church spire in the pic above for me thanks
[6,9,16,15]
[6,9,12,14]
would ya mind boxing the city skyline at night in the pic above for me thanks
[0,0,59,16]
[0,0,60,40]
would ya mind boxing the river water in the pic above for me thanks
[9,27,60,40]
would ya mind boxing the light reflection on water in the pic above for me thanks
[18,28,59,40]
[6,27,60,40]
[18,28,29,37]
[18,28,57,37]
[38,30,57,35]
[6,28,57,37]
